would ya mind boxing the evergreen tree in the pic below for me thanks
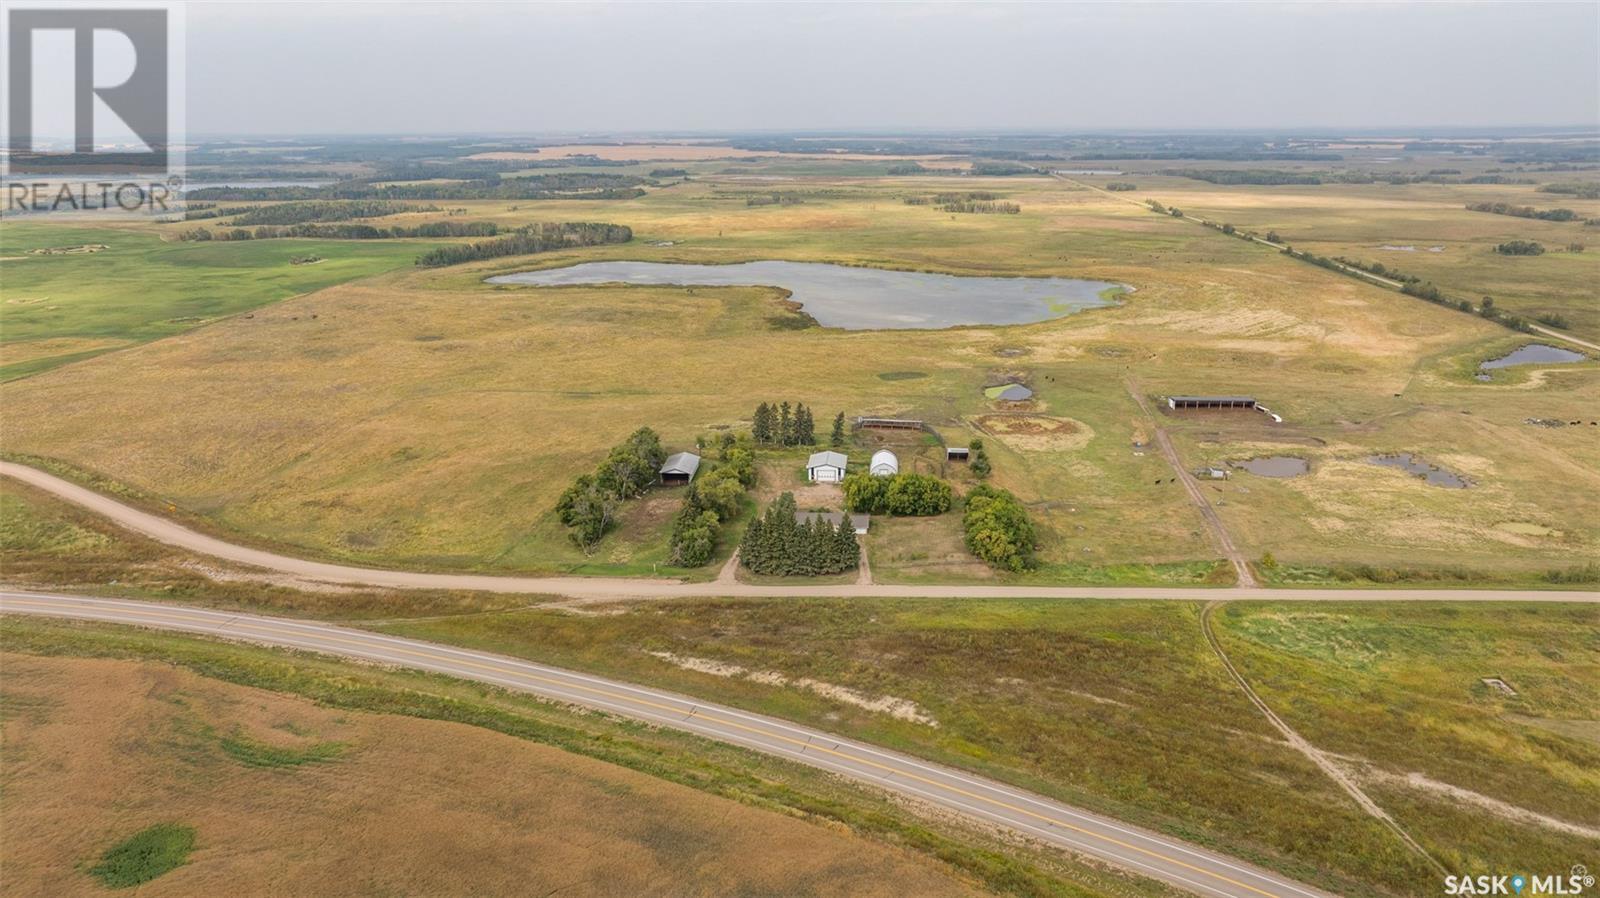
[753,402,773,445]
[779,402,793,446]
[796,405,815,445]
[830,412,846,447]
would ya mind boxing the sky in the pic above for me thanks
[186,1,1600,135]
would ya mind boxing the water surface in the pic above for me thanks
[1367,453,1469,488]
[488,260,1123,330]
[1480,344,1587,370]
[1229,456,1309,478]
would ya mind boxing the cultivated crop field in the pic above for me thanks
[2,166,1595,583]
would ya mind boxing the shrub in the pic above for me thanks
[962,485,1036,571]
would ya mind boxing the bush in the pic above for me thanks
[962,485,1036,571]
[555,428,665,550]
[1494,240,1545,256]
[842,472,951,515]
[89,824,196,888]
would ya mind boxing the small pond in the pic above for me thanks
[1229,456,1308,478]
[1367,453,1470,489]
[985,383,1034,401]
[487,261,1125,330]
[1480,343,1587,371]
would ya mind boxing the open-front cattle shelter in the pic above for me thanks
[659,452,701,485]
[1167,396,1257,410]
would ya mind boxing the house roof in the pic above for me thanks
[1169,395,1256,403]
[806,450,848,469]
[795,511,870,532]
[659,452,701,477]
[871,449,898,465]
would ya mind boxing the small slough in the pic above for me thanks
[1229,456,1308,478]
[488,260,1126,330]
[1477,343,1587,380]
[1367,453,1470,488]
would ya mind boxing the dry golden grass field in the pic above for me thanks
[0,652,981,898]
[1,168,1596,583]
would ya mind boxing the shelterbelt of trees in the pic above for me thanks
[187,172,648,203]
[417,222,633,267]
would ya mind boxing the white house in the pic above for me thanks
[806,450,848,483]
[869,449,899,477]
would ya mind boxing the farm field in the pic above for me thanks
[0,222,435,380]
[3,169,1596,583]
[0,648,999,898]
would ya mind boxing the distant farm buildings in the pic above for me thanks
[1167,395,1257,410]
[807,450,848,483]
[659,452,701,485]
[795,510,870,535]
[856,417,924,431]
[869,450,899,477]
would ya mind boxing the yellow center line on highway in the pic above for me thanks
[1,599,1288,898]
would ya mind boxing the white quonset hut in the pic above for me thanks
[806,450,848,483]
[659,452,701,485]
[869,449,899,477]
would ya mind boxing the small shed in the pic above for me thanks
[806,450,848,483]
[1168,396,1257,410]
[659,452,701,485]
[795,511,870,535]
[946,447,970,461]
[869,449,899,477]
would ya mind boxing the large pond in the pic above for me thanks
[1480,343,1587,371]
[1367,453,1470,489]
[487,261,1125,330]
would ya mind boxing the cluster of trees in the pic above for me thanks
[969,438,992,478]
[886,163,928,175]
[751,402,817,446]
[905,192,999,205]
[667,448,755,567]
[1466,202,1578,222]
[1396,282,1535,332]
[1105,182,1138,191]
[230,201,434,226]
[940,200,1020,214]
[554,428,666,551]
[962,485,1036,572]
[969,162,1035,176]
[181,220,501,242]
[1329,256,1421,283]
[649,168,688,178]
[745,193,806,206]
[841,472,952,516]
[1495,240,1546,256]
[1163,169,1323,186]
[416,222,632,267]
[738,493,859,576]
[1540,182,1600,199]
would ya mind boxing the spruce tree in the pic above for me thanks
[796,405,815,445]
[779,402,793,446]
[753,402,773,445]
[830,412,846,447]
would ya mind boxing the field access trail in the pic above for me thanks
[0,590,1337,898]
[3,462,1596,602]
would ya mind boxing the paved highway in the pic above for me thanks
[3,463,1595,603]
[0,590,1338,898]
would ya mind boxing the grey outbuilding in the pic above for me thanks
[659,452,701,485]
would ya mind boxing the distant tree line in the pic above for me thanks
[905,192,1000,205]
[746,193,806,206]
[650,168,689,178]
[188,173,648,203]
[415,222,632,267]
[230,201,437,226]
[739,493,859,576]
[555,428,666,551]
[841,472,952,516]
[181,220,502,241]
[1104,182,1138,191]
[962,485,1036,572]
[1465,202,1579,222]
[667,446,755,567]
[1539,182,1600,199]
[969,162,1036,177]
[752,402,816,446]
[940,200,1020,214]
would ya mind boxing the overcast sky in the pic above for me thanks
[188,1,1600,135]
